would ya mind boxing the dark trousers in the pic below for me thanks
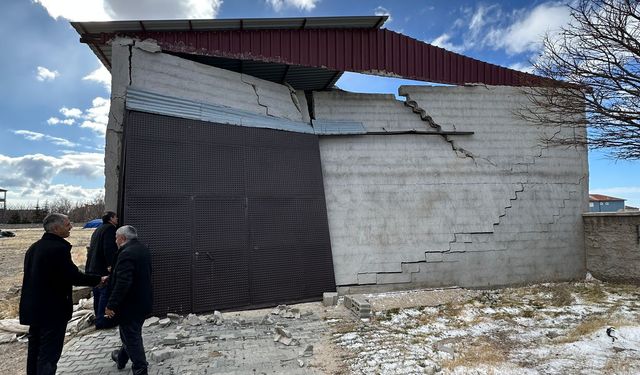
[93,286,116,329]
[27,323,67,375]
[116,318,148,374]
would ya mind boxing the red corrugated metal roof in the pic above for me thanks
[73,16,545,89]
[589,194,625,202]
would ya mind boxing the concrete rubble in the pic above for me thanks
[56,301,343,374]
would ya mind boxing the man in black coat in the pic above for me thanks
[105,225,152,375]
[20,213,107,375]
[85,211,118,329]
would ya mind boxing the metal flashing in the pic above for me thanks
[312,120,367,135]
[126,88,315,134]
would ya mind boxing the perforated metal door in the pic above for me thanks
[121,110,335,313]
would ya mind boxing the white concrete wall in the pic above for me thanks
[104,38,309,210]
[314,86,588,290]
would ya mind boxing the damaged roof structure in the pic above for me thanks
[73,16,588,314]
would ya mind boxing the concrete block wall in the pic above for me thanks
[584,212,640,283]
[314,85,588,290]
[104,38,309,210]
[104,39,589,292]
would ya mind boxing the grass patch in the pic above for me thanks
[0,296,19,319]
[602,357,635,374]
[442,338,505,370]
[573,283,607,303]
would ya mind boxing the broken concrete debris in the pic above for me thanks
[166,313,182,323]
[158,318,171,328]
[186,313,202,326]
[149,348,177,362]
[143,316,160,327]
[205,310,224,325]
[300,344,314,357]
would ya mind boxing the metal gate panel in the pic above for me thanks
[248,197,335,304]
[122,110,335,312]
[123,196,192,315]
[192,197,250,312]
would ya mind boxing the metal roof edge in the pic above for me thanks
[125,87,315,134]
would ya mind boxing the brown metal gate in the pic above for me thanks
[121,111,335,314]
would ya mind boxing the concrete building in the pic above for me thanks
[73,16,588,314]
[589,194,626,212]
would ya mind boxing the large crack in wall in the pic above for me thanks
[351,89,584,287]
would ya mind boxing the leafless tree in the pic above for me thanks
[521,0,640,160]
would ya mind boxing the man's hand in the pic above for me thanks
[98,275,109,287]
[105,307,116,319]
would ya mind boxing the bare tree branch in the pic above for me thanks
[519,0,640,159]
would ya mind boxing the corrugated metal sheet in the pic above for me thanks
[71,16,386,35]
[73,16,546,88]
[126,88,315,134]
[312,120,367,135]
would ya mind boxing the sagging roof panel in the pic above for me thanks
[73,16,545,90]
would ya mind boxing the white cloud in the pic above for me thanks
[266,0,317,12]
[184,0,223,18]
[34,0,222,21]
[13,130,78,148]
[374,6,392,23]
[47,117,75,126]
[104,0,222,19]
[36,66,59,81]
[427,2,572,57]
[80,97,110,135]
[486,3,571,55]
[48,97,110,135]
[33,0,111,21]
[60,107,83,118]
[508,62,534,73]
[0,152,104,191]
[430,33,465,53]
[83,65,111,91]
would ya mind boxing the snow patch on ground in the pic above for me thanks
[332,282,640,374]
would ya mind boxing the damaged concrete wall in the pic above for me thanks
[104,38,309,210]
[105,37,588,293]
[584,212,640,284]
[314,86,588,291]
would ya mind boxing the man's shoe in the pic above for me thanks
[111,350,126,370]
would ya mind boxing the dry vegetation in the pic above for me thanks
[0,227,93,318]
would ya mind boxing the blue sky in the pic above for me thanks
[0,0,638,207]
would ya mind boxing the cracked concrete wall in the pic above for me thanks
[314,86,588,290]
[104,37,309,210]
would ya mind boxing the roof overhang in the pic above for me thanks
[72,16,546,91]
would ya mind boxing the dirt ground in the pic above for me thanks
[0,227,93,374]
[1,228,639,374]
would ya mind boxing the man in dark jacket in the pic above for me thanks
[105,225,152,375]
[20,213,106,375]
[85,211,118,329]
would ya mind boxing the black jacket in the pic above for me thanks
[107,239,152,321]
[19,233,101,326]
[85,223,117,276]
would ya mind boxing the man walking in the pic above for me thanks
[85,211,118,329]
[105,225,152,375]
[20,213,106,375]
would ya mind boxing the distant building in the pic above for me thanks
[589,194,626,212]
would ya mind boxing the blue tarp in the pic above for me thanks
[83,219,102,228]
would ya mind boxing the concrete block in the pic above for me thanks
[322,292,338,307]
[343,295,371,318]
